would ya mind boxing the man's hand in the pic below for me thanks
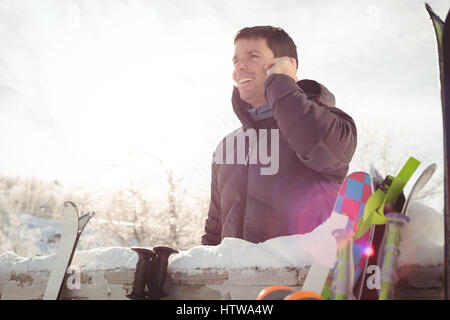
[265,57,298,82]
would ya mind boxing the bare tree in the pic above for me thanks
[350,119,443,209]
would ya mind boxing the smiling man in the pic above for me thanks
[201,26,357,245]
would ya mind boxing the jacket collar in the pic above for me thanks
[231,79,336,129]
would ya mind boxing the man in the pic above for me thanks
[201,26,357,245]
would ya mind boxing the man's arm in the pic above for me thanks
[264,73,357,176]
[201,161,222,246]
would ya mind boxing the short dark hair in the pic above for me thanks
[234,26,298,69]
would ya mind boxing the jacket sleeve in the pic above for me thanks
[264,74,357,177]
[201,159,222,246]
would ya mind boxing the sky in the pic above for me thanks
[0,0,449,203]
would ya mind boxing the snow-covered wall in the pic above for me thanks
[0,246,444,300]
[0,246,309,300]
[0,201,445,300]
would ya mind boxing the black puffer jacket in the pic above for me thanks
[201,73,357,245]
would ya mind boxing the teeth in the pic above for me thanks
[238,77,254,84]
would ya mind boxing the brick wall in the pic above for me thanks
[0,250,445,300]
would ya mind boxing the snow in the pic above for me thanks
[0,201,445,274]
[14,214,61,256]
[71,247,137,271]
[398,201,444,266]
[169,224,329,271]
[169,201,445,271]
[0,211,125,257]
[0,251,56,273]
[0,212,61,257]
[0,247,138,272]
[0,224,328,273]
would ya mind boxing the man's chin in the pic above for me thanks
[238,95,252,105]
[237,89,254,104]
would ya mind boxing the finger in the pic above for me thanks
[265,61,276,71]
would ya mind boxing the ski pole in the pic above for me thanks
[148,246,178,300]
[127,248,156,300]
[330,228,356,300]
[378,212,409,300]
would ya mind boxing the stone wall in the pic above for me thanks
[0,260,444,300]
[0,265,307,300]
[395,265,444,300]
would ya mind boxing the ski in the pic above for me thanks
[425,3,450,299]
[353,157,420,299]
[256,172,372,300]
[375,163,435,299]
[43,201,94,300]
[319,171,372,299]
[445,12,450,300]
[402,163,437,215]
[352,168,386,299]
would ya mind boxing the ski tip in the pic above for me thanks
[64,201,77,208]
[153,246,179,255]
[369,164,382,179]
[82,211,96,219]
[284,291,323,300]
[425,163,438,173]
[424,2,443,22]
[131,247,156,254]
[256,285,295,300]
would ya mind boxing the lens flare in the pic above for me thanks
[364,246,375,257]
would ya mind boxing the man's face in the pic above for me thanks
[232,38,275,108]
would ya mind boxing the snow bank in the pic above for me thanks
[399,201,444,266]
[0,223,328,273]
[169,222,330,271]
[169,201,445,271]
[0,247,137,272]
[0,221,330,273]
[0,201,445,274]
[0,251,56,273]
[71,247,137,271]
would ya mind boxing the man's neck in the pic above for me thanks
[250,102,267,108]
[248,97,268,108]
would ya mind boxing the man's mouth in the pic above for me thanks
[237,77,255,86]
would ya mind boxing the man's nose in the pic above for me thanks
[234,60,248,72]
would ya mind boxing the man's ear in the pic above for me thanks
[291,58,297,70]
